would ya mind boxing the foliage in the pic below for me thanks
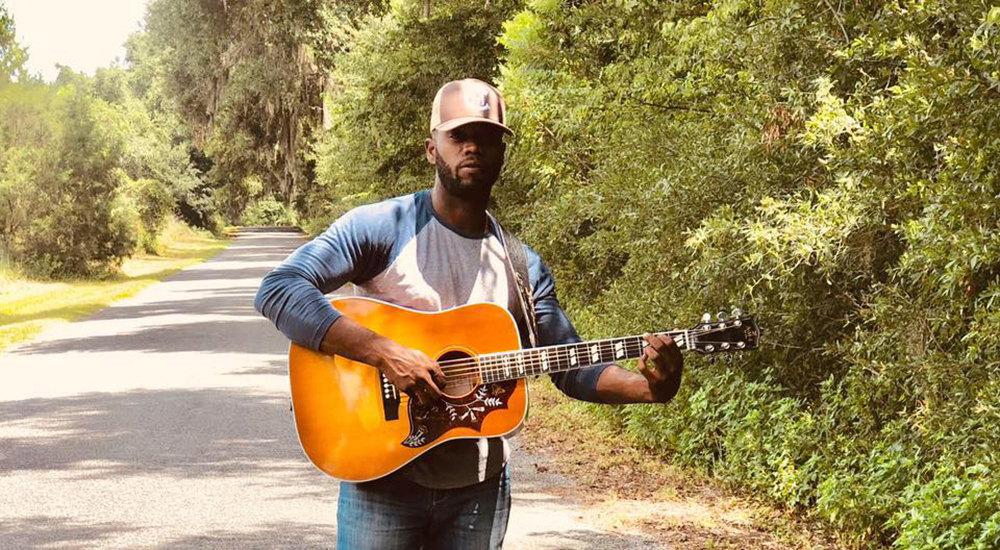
[4,0,1000,545]
[124,176,174,253]
[308,0,523,219]
[241,196,298,227]
[0,4,27,83]
[141,0,388,222]
[0,215,227,352]
[491,0,1000,547]
[24,84,137,276]
[0,32,194,276]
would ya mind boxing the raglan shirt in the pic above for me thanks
[254,190,608,489]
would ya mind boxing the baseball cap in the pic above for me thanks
[430,78,513,136]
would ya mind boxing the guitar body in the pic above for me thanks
[288,297,527,482]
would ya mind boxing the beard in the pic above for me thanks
[435,149,499,202]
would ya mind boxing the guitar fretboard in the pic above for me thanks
[474,330,691,385]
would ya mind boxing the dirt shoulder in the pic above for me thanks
[518,379,842,550]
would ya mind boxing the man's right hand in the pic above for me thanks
[320,315,446,406]
[371,340,446,406]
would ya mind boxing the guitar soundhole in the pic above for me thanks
[437,350,478,398]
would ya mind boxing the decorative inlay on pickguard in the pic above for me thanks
[401,381,516,448]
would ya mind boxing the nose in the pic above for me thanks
[461,139,482,155]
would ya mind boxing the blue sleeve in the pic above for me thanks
[253,204,397,350]
[526,246,609,403]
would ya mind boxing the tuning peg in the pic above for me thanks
[702,312,712,324]
[732,307,743,317]
[716,310,727,321]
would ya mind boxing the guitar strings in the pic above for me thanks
[435,330,729,379]
[436,335,652,378]
[430,321,745,370]
[438,339,651,381]
[432,324,748,380]
[436,338,753,385]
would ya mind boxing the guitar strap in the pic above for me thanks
[491,217,539,349]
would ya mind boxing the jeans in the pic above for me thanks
[336,467,511,550]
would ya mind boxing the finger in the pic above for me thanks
[637,354,654,379]
[642,334,663,349]
[661,334,680,352]
[430,362,447,386]
[644,333,666,351]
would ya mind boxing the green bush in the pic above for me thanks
[14,82,137,277]
[125,176,173,253]
[892,464,1000,550]
[489,0,1000,547]
[241,196,297,227]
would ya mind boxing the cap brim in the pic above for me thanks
[433,117,514,137]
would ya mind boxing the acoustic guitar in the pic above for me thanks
[288,297,759,482]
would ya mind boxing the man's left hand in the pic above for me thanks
[638,333,684,403]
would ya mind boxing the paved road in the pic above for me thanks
[0,229,663,549]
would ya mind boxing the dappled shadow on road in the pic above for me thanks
[10,318,286,355]
[0,515,339,550]
[81,287,259,319]
[0,387,322,484]
[229,357,289,377]
[237,226,306,234]
[155,521,337,549]
[0,516,138,550]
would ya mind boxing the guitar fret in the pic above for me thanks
[469,328,713,385]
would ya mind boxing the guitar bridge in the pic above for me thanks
[380,372,400,421]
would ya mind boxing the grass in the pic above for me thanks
[0,218,229,352]
[520,377,839,549]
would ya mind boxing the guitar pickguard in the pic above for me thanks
[401,381,517,448]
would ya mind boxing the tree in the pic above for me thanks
[19,77,136,275]
[0,4,28,83]
[142,0,388,222]
[309,0,522,228]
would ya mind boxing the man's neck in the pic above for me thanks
[430,181,490,235]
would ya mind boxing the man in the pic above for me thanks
[254,78,683,549]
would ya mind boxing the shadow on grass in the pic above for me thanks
[1,302,117,325]
[4,231,310,354]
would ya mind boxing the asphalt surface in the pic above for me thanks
[0,229,665,549]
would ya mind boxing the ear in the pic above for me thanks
[425,136,436,164]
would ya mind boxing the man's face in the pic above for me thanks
[426,122,506,200]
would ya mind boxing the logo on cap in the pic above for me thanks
[465,88,491,114]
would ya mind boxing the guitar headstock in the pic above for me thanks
[686,309,759,355]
